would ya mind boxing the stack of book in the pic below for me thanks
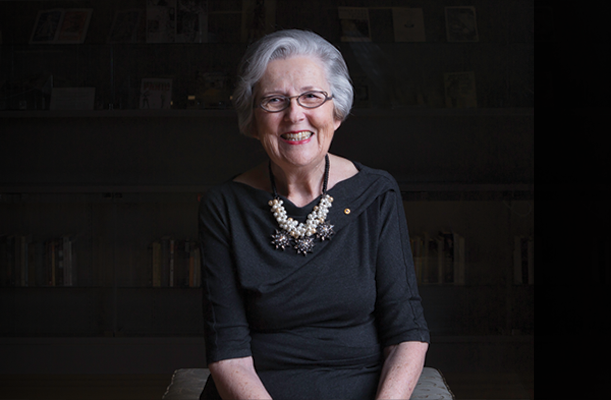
[411,232,465,285]
[151,237,201,288]
[0,234,76,287]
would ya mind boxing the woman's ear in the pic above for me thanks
[249,124,260,140]
[334,118,342,131]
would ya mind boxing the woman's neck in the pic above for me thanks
[270,158,327,208]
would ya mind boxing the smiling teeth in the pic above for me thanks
[283,131,312,141]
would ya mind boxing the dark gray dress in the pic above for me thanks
[199,162,429,400]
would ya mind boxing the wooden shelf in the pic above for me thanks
[0,183,533,196]
[0,107,533,119]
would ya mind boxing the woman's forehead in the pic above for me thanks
[257,56,329,93]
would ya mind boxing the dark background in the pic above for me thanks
[0,0,605,398]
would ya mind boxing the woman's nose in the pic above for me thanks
[283,98,306,122]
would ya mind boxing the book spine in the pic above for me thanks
[152,241,161,287]
[63,236,72,286]
[192,245,201,288]
[453,233,466,285]
[169,238,175,287]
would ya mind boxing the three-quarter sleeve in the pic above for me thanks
[373,181,430,346]
[199,188,253,364]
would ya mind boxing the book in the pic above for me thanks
[140,78,172,109]
[445,6,479,42]
[169,238,175,287]
[421,232,438,284]
[439,231,466,285]
[415,231,466,285]
[439,232,455,284]
[338,7,372,42]
[160,236,172,287]
[174,240,189,288]
[152,237,200,287]
[146,0,177,43]
[29,9,63,44]
[147,0,208,43]
[62,235,74,286]
[514,236,534,284]
[453,233,466,285]
[392,8,426,42]
[241,0,276,43]
[176,0,208,43]
[45,239,57,286]
[108,9,141,43]
[30,240,45,287]
[190,244,201,287]
[444,71,477,108]
[15,235,29,287]
[55,9,92,44]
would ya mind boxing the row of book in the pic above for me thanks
[411,232,465,285]
[410,233,534,286]
[151,237,201,288]
[0,235,76,287]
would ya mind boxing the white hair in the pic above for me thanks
[233,29,353,137]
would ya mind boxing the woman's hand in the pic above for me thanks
[375,341,429,400]
[208,356,272,399]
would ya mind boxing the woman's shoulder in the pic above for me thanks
[345,159,400,191]
[327,154,359,190]
[200,165,270,210]
[231,161,270,192]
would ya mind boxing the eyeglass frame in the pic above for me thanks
[255,90,334,113]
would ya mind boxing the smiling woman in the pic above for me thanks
[198,29,429,400]
[251,55,342,180]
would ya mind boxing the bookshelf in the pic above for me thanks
[1,108,534,338]
[1,0,533,375]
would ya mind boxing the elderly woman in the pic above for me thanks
[199,29,429,400]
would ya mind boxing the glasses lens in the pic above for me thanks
[262,97,289,112]
[299,92,326,108]
[260,91,329,112]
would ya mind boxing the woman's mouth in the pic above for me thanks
[281,131,313,144]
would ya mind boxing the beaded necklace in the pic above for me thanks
[268,154,335,255]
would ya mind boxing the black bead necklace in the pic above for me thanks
[268,155,335,255]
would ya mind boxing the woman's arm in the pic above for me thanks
[208,356,272,400]
[376,341,429,400]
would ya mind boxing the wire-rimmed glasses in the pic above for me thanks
[256,91,334,112]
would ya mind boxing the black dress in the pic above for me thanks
[199,162,429,400]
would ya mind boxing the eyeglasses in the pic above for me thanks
[256,91,334,113]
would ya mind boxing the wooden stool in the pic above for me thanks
[162,366,454,399]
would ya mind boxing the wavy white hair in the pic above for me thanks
[233,29,353,137]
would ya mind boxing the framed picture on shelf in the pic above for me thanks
[55,9,92,44]
[146,0,177,43]
[392,7,426,42]
[445,6,479,42]
[444,71,477,108]
[176,0,208,43]
[29,9,63,44]
[108,9,141,43]
[140,78,173,109]
[338,7,372,42]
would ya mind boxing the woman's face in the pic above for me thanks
[252,56,342,172]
